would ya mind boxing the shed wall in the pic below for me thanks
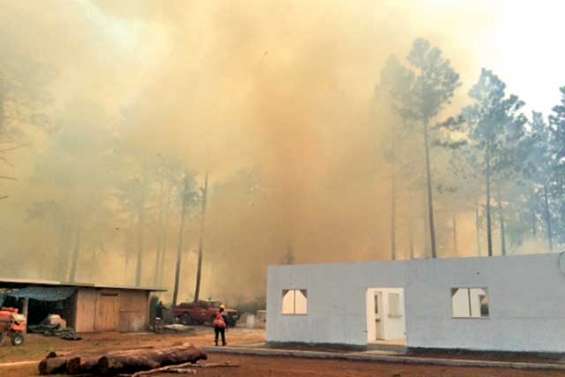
[94,290,120,331]
[119,290,149,332]
[75,288,149,333]
[75,288,96,332]
[267,253,565,353]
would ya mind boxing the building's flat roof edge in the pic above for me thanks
[268,251,564,270]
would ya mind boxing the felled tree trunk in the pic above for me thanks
[38,344,205,375]
[38,357,68,375]
[97,345,207,375]
[66,356,100,375]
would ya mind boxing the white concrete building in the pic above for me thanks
[266,253,565,353]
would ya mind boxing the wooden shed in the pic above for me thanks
[74,287,154,332]
[0,278,165,333]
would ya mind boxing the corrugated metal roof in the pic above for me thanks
[0,277,166,292]
[5,286,77,301]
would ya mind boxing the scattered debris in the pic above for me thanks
[44,314,67,328]
[28,324,81,340]
[123,361,239,377]
[161,323,196,333]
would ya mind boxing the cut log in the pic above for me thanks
[66,356,100,375]
[97,344,207,375]
[38,356,68,375]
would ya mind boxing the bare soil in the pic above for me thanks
[0,327,263,376]
[5,353,565,377]
[170,355,565,377]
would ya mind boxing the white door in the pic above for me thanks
[367,288,406,343]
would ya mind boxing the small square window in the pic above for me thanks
[281,289,308,315]
[451,287,489,318]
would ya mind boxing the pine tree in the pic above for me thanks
[382,39,460,258]
[461,69,527,256]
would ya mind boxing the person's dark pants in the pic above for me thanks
[214,327,226,346]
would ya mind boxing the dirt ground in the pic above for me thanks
[0,327,263,376]
[5,354,565,377]
[0,327,264,363]
[167,355,565,377]
[2,328,565,377]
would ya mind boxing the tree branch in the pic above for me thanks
[0,176,17,181]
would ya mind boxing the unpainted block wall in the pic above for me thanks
[267,253,565,353]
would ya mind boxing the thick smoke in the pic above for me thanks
[0,0,501,302]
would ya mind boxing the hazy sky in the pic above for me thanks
[80,0,565,113]
[483,0,565,112]
[2,0,563,298]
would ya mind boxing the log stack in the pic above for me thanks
[37,344,207,375]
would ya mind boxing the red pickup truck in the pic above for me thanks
[172,300,239,327]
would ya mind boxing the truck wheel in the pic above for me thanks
[10,333,24,346]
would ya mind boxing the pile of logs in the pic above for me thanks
[37,344,224,376]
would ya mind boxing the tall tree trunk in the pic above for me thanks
[496,187,506,256]
[158,204,171,288]
[172,174,190,307]
[423,190,430,257]
[156,184,174,287]
[123,214,135,276]
[134,208,145,286]
[485,143,493,257]
[56,221,70,280]
[68,225,81,282]
[423,120,437,258]
[153,180,166,286]
[475,204,481,256]
[193,173,209,303]
[452,214,458,256]
[135,172,147,287]
[390,170,397,260]
[542,184,554,251]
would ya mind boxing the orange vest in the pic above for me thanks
[213,312,226,329]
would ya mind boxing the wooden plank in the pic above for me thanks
[94,290,120,331]
[119,291,149,332]
[75,289,96,333]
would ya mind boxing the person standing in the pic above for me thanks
[213,306,227,346]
